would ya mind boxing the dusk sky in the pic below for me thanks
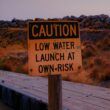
[0,0,110,20]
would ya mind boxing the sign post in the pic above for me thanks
[28,21,82,76]
[48,74,62,110]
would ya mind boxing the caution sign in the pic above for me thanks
[28,21,82,76]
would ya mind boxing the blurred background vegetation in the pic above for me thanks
[0,14,110,87]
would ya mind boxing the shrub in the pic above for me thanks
[89,64,110,82]
[0,59,12,71]
[0,59,4,69]
[82,48,95,58]
[16,65,23,73]
[94,58,103,66]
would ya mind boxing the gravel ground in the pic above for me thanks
[0,101,13,110]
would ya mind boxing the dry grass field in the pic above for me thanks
[0,16,110,87]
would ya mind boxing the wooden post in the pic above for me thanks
[48,74,62,110]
